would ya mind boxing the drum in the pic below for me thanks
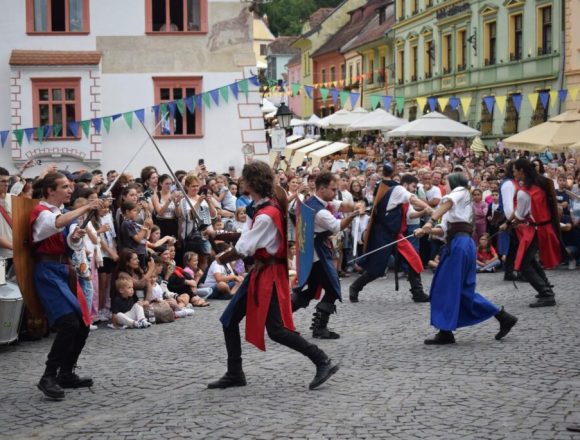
[0,281,23,344]
[0,258,5,285]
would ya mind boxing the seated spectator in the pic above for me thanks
[166,253,210,307]
[110,277,151,329]
[149,254,192,319]
[560,209,580,270]
[112,249,156,302]
[199,244,244,299]
[476,234,501,273]
[146,225,176,253]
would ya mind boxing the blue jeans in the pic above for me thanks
[477,260,501,272]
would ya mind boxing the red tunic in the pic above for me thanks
[245,203,295,351]
[396,204,423,273]
[514,185,562,271]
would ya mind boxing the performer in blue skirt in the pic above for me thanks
[416,172,518,345]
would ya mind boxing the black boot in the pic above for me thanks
[207,371,247,389]
[309,358,340,390]
[57,370,94,389]
[424,330,455,345]
[311,303,339,339]
[494,307,518,340]
[410,289,429,303]
[37,376,65,400]
[529,295,556,307]
[503,272,517,281]
[291,287,310,312]
[408,270,429,303]
[348,272,376,303]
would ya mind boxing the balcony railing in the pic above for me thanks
[442,67,451,75]
[537,46,551,56]
[510,53,522,61]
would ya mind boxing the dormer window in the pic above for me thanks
[378,7,386,24]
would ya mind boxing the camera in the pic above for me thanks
[199,186,208,196]
[34,159,42,166]
[198,158,205,166]
[138,195,147,202]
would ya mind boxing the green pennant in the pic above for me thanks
[13,129,24,146]
[81,120,91,138]
[219,86,229,103]
[176,99,185,116]
[239,79,249,96]
[36,126,44,142]
[53,124,62,137]
[102,117,111,134]
[268,79,277,87]
[123,112,133,128]
[320,88,329,102]
[396,96,405,113]
[292,83,300,97]
[371,95,381,110]
[202,92,211,108]
[340,91,349,107]
[160,103,168,118]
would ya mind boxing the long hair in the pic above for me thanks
[242,161,274,198]
[504,161,515,179]
[447,172,469,190]
[514,158,547,191]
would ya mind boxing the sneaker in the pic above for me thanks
[135,319,151,328]
[89,324,98,331]
[568,259,577,270]
[184,308,195,317]
[185,303,194,310]
[174,310,188,319]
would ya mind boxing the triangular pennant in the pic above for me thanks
[396,96,405,113]
[558,89,568,103]
[248,76,260,87]
[24,128,34,143]
[36,126,44,142]
[568,87,579,102]
[304,85,313,99]
[195,94,203,110]
[168,101,176,118]
[511,94,522,113]
[13,129,24,146]
[238,79,249,96]
[528,93,539,110]
[382,95,393,110]
[339,91,349,107]
[371,95,381,110]
[539,91,549,109]
[416,97,427,111]
[123,112,133,128]
[427,97,438,112]
[102,117,111,134]
[331,88,339,105]
[219,86,229,103]
[230,82,239,99]
[68,121,79,137]
[44,125,52,138]
[210,89,220,106]
[92,118,102,134]
[176,99,185,116]
[53,124,62,137]
[320,87,329,102]
[135,109,145,124]
[549,91,558,109]
[349,92,360,109]
[292,83,300,97]
[438,97,449,110]
[81,120,91,138]
[185,96,195,113]
[483,96,495,114]
[0,130,9,147]
[202,92,211,108]
[460,96,472,115]
[449,97,460,110]
[152,105,160,121]
[495,95,507,114]
[112,113,122,121]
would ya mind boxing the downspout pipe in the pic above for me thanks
[557,0,566,115]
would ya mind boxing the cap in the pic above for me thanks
[382,163,394,177]
[58,170,75,182]
[76,172,93,183]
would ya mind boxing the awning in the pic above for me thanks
[286,134,303,143]
[290,141,332,168]
[387,111,481,138]
[283,138,317,157]
[308,142,350,166]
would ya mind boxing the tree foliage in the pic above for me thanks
[256,0,342,36]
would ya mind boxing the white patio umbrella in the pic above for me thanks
[306,114,322,127]
[261,98,277,114]
[320,107,369,129]
[347,108,407,131]
[387,111,481,138]
[290,118,307,127]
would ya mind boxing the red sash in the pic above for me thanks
[396,204,423,273]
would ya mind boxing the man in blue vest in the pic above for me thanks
[291,172,361,339]
[348,164,432,303]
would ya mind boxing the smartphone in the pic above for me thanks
[170,184,177,193]
[198,158,205,166]
[34,159,42,166]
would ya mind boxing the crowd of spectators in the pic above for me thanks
[0,134,579,332]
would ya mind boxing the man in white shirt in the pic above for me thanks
[0,168,13,271]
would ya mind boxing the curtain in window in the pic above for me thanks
[34,0,48,31]
[188,0,201,31]
[69,0,83,31]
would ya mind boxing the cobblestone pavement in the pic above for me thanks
[1,269,579,440]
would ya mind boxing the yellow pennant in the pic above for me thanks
[528,93,539,110]
[568,87,579,102]
[460,96,472,114]
[416,97,427,110]
[438,97,449,110]
[549,90,558,108]
[495,95,507,114]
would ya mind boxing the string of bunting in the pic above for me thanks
[0,76,261,148]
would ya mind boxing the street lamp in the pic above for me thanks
[275,102,293,129]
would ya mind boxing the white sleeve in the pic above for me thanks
[32,210,64,243]
[428,186,442,201]
[441,190,462,207]
[515,191,531,220]
[502,181,515,218]
[315,209,341,234]
[67,223,84,251]
[386,186,412,210]
[235,214,275,257]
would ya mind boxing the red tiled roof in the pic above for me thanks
[309,8,334,29]
[9,50,102,66]
[342,4,395,52]
[268,36,300,55]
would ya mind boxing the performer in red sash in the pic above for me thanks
[31,173,104,399]
[508,158,563,307]
[207,161,339,390]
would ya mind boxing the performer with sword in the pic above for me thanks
[348,164,433,304]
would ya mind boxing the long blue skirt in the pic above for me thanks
[430,235,500,331]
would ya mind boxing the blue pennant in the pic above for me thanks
[68,121,79,137]
[449,97,460,110]
[24,128,34,143]
[427,97,438,112]
[152,105,160,121]
[349,92,360,109]
[195,94,203,110]
[558,89,568,103]
[91,118,102,134]
[248,76,260,87]
[304,85,313,99]
[185,96,195,113]
[168,101,176,118]
[511,94,522,113]
[43,125,52,138]
[112,113,122,121]
[0,130,8,147]
[382,95,393,110]
[229,82,239,99]
[331,88,339,105]
[539,91,549,109]
[135,109,145,124]
[210,89,220,106]
[483,96,495,114]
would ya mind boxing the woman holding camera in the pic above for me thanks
[176,173,216,271]
[152,174,181,239]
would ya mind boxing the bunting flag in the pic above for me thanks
[495,95,507,114]
[229,82,239,99]
[219,87,229,103]
[304,85,313,99]
[24,128,34,143]
[349,92,360,109]
[36,126,44,142]
[427,97,438,112]
[382,95,393,111]
[122,112,133,129]
[202,92,211,108]
[238,79,249,96]
[210,90,220,106]
[185,96,195,113]
[331,88,339,105]
[438,97,449,110]
[92,118,102,134]
[14,129,24,146]
[416,97,427,111]
[167,101,176,118]
[371,95,380,110]
[68,121,79,137]
[320,87,329,102]
[195,95,203,111]
[339,91,349,107]
[569,87,579,102]
[112,114,122,121]
[511,94,523,113]
[53,124,62,137]
[558,89,568,103]
[103,116,112,134]
[460,96,472,115]
[396,96,405,113]
[173,99,183,116]
[152,104,160,121]
[291,83,300,97]
[449,97,460,110]
[539,91,549,109]
[549,91,558,109]
[135,109,145,125]
[248,76,260,87]
[44,125,52,138]
[1,130,9,147]
[528,93,539,110]
[483,96,495,114]
[81,120,91,138]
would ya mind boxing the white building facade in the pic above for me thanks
[0,0,267,175]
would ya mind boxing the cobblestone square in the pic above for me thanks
[1,269,579,440]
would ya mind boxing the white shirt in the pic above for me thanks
[200,260,231,287]
[32,201,82,251]
[501,180,516,218]
[515,190,532,221]
[386,185,414,211]
[312,195,341,262]
[425,186,442,207]
[0,194,12,258]
[336,190,353,205]
[180,197,212,239]
[235,199,280,257]
[440,187,472,228]
[351,214,369,256]
[406,204,421,226]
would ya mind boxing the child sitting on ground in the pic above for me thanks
[150,254,193,318]
[111,276,151,329]
[476,233,501,273]
[199,243,244,299]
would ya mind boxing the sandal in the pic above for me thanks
[191,296,210,307]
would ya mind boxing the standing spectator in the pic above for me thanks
[152,174,181,239]
[472,188,488,241]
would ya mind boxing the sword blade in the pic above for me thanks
[348,233,415,264]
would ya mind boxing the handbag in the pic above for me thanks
[183,201,206,253]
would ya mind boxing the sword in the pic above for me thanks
[348,233,415,264]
